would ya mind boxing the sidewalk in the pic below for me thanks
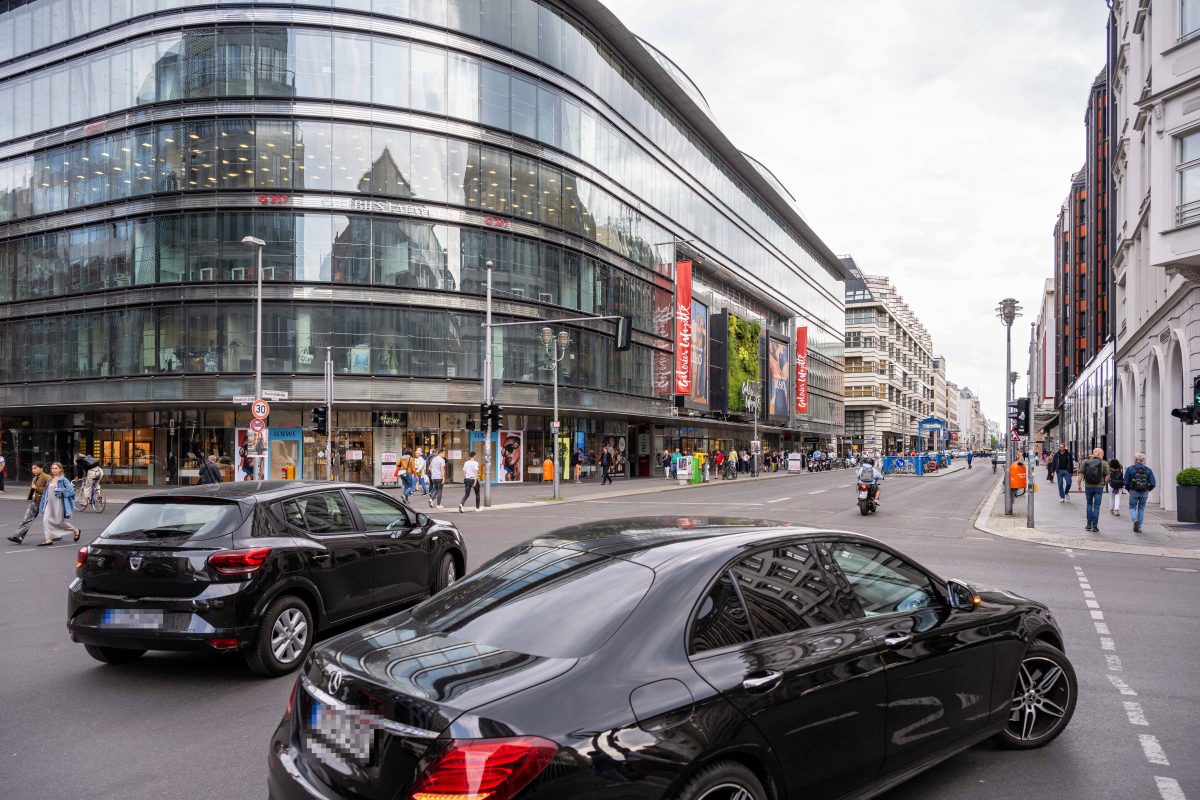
[974,475,1200,559]
[0,468,812,511]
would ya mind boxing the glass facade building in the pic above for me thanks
[0,0,848,485]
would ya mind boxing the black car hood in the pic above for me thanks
[310,610,576,734]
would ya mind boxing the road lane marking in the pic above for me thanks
[1085,599,1100,609]
[1106,655,1123,672]
[1154,777,1187,800]
[808,490,825,494]
[839,484,851,488]
[1123,701,1149,726]
[1083,590,1096,598]
[1108,675,1137,695]
[1095,622,1111,634]
[767,498,790,504]
[1100,637,1116,650]
[1080,583,1092,589]
[1139,734,1170,766]
[1090,610,1105,620]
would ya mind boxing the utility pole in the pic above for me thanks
[242,236,266,480]
[996,298,1022,515]
[325,346,333,481]
[541,328,571,500]
[482,260,494,508]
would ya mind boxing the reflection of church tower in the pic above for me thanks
[358,147,412,197]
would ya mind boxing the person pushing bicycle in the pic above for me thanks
[74,451,104,510]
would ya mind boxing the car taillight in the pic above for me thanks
[408,737,558,800]
[282,678,299,722]
[208,547,272,575]
[76,545,90,571]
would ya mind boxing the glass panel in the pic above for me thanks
[511,0,538,56]
[410,44,446,114]
[334,32,372,103]
[511,74,537,138]
[447,52,480,122]
[332,215,372,284]
[332,123,373,193]
[216,120,256,189]
[181,31,217,99]
[370,126,412,197]
[295,213,333,282]
[1181,130,1200,164]
[255,28,294,97]
[256,121,294,189]
[691,572,753,653]
[371,38,409,109]
[481,63,509,130]
[480,0,511,48]
[293,119,333,190]
[290,29,332,99]
[730,545,842,638]
[410,132,447,202]
[217,27,256,96]
[830,542,937,617]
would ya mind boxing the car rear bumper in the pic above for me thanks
[268,744,343,800]
[67,578,256,652]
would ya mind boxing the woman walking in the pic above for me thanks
[37,462,79,546]
[1108,457,1125,516]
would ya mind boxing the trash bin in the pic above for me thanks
[691,452,705,484]
[1009,461,1027,491]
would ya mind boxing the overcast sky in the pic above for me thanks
[605,0,1110,425]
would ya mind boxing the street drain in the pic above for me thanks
[1162,567,1199,573]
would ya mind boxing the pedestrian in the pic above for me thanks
[1049,443,1075,502]
[198,454,222,484]
[37,462,79,546]
[572,448,582,483]
[601,447,614,485]
[670,448,681,480]
[966,451,973,469]
[458,450,480,513]
[661,450,672,480]
[1123,454,1156,534]
[74,450,103,509]
[1107,457,1124,517]
[412,448,428,496]
[398,449,414,500]
[1080,448,1109,533]
[427,448,446,508]
[7,462,49,544]
[0,450,6,492]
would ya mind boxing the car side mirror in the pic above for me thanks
[416,513,430,527]
[947,579,981,611]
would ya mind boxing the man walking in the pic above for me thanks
[1123,454,1156,534]
[0,451,5,492]
[458,451,480,513]
[1080,448,1109,533]
[428,448,446,509]
[601,447,614,485]
[966,450,973,469]
[1049,443,1076,503]
[198,454,222,484]
[7,462,49,544]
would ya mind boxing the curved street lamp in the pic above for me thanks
[996,298,1022,514]
[542,327,571,500]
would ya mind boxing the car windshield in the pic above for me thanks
[410,544,654,659]
[100,498,245,542]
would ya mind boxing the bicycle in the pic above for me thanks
[72,476,106,513]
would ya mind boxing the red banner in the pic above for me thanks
[674,260,693,395]
[795,326,809,414]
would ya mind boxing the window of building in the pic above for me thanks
[1183,0,1200,40]
[1177,129,1200,225]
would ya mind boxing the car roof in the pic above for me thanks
[132,481,378,503]
[528,517,881,569]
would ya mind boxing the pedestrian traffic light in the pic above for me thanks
[1015,397,1030,436]
[310,406,326,432]
[615,315,633,351]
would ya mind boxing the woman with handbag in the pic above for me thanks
[37,462,80,546]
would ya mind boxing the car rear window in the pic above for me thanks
[100,498,245,542]
[410,544,653,659]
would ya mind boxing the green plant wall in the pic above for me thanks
[727,314,762,412]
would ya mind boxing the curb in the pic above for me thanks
[971,480,1200,560]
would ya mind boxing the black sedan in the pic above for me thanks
[67,481,466,676]
[267,517,1076,800]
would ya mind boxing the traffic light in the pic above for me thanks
[310,406,326,432]
[1015,397,1030,436]
[1194,375,1200,407]
[489,403,503,430]
[1170,406,1199,425]
[615,315,633,351]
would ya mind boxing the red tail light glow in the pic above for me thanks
[208,547,272,575]
[283,679,299,722]
[408,737,558,800]
[76,545,90,570]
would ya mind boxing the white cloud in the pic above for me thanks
[604,0,1109,423]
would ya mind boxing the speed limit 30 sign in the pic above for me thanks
[251,399,270,420]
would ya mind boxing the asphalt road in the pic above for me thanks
[1,466,1197,800]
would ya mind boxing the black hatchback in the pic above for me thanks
[268,517,1076,800]
[67,481,466,676]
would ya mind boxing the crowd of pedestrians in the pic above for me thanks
[1042,442,1157,534]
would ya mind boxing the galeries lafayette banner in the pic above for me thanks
[675,260,693,395]
[795,326,809,414]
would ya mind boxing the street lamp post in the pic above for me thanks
[242,236,266,481]
[996,298,1022,515]
[541,328,570,500]
[482,259,494,508]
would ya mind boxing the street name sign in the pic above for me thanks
[262,390,289,401]
[232,395,254,404]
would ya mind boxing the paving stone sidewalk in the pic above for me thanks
[975,472,1200,559]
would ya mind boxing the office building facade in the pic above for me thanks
[0,0,848,484]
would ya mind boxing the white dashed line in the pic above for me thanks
[1154,777,1187,800]
[1108,674,1137,695]
[1123,701,1149,725]
[766,498,790,504]
[1100,637,1116,651]
[1095,622,1111,635]
[1090,610,1105,620]
[1083,590,1096,598]
[1085,599,1101,609]
[808,490,825,495]
[1139,734,1170,766]
[1106,655,1123,672]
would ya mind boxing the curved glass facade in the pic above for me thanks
[0,0,846,485]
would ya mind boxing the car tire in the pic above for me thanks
[432,552,458,594]
[995,641,1077,749]
[245,595,314,677]
[84,644,146,664]
[674,761,770,800]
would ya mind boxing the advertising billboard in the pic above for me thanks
[726,313,761,412]
[690,299,709,407]
[795,326,810,414]
[768,338,789,418]
[674,260,692,395]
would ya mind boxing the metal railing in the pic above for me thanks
[1176,199,1200,226]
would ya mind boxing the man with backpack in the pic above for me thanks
[198,454,222,484]
[1049,443,1076,502]
[1122,453,1157,534]
[1080,448,1110,533]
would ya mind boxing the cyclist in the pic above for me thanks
[74,451,104,510]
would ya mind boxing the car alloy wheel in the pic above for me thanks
[1008,654,1071,743]
[271,607,309,665]
[697,785,759,800]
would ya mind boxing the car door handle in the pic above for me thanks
[742,670,783,693]
[883,633,913,650]
[311,553,332,565]
[375,545,393,554]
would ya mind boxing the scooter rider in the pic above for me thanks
[856,458,883,505]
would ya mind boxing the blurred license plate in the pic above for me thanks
[309,700,373,764]
[103,609,163,628]
[858,490,868,499]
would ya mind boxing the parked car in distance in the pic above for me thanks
[268,517,1076,800]
[68,481,465,676]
